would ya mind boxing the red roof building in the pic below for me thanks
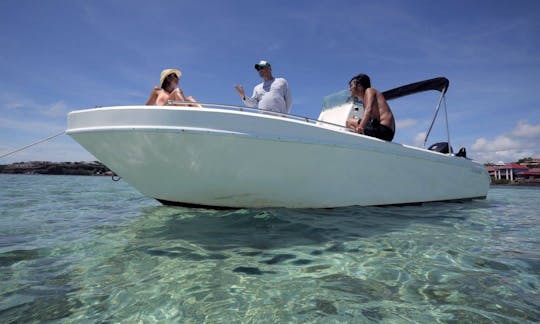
[486,163,529,181]
[516,168,540,179]
[518,158,540,167]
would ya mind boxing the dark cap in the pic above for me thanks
[254,60,271,70]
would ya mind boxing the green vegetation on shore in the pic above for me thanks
[0,161,112,176]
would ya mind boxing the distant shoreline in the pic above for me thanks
[0,161,112,176]
[3,162,539,186]
[490,182,540,187]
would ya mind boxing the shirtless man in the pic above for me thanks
[345,74,395,141]
[145,69,198,106]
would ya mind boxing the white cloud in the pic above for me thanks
[470,120,540,163]
[0,93,34,110]
[6,98,32,110]
[42,100,68,117]
[0,116,65,134]
[471,138,487,149]
[396,118,417,129]
[1,93,69,117]
[472,135,522,152]
[413,132,427,147]
[511,120,540,138]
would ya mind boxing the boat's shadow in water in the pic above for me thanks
[124,200,491,276]
[133,199,490,252]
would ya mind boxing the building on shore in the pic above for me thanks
[516,168,540,181]
[486,159,540,183]
[518,158,540,168]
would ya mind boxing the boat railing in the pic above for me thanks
[167,100,350,132]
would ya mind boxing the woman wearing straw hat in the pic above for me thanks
[146,68,199,106]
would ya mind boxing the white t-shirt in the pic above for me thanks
[243,78,292,114]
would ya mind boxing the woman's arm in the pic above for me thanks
[145,87,160,105]
[168,88,187,102]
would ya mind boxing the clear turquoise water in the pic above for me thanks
[0,174,538,323]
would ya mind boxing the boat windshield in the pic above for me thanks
[321,90,362,111]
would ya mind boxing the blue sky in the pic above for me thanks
[1,0,539,164]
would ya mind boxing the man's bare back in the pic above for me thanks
[345,73,395,141]
[365,88,395,132]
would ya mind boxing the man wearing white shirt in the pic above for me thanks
[234,60,292,114]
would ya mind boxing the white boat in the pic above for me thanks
[66,77,490,208]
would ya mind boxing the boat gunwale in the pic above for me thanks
[68,103,347,131]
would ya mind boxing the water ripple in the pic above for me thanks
[0,175,539,322]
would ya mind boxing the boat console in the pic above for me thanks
[318,90,364,127]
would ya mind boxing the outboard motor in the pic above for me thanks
[456,147,467,158]
[428,142,468,158]
[428,142,453,154]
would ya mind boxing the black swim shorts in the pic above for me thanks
[362,119,395,141]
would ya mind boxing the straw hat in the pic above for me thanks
[159,68,182,86]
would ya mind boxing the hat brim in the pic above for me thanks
[159,69,182,87]
[254,64,270,70]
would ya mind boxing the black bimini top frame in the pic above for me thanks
[382,77,449,101]
[381,77,452,149]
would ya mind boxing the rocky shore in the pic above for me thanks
[0,161,113,176]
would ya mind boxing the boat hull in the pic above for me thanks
[67,106,490,208]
